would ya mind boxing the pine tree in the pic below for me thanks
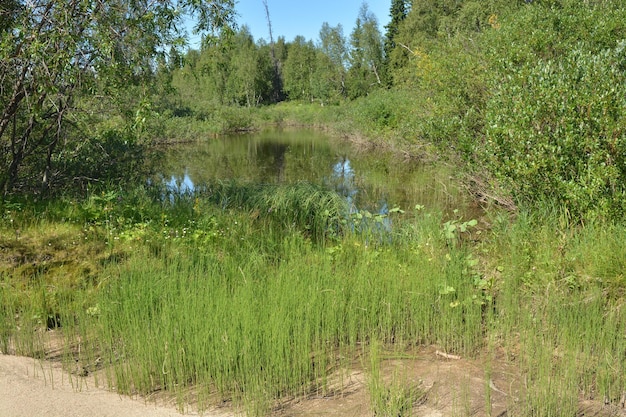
[383,0,409,83]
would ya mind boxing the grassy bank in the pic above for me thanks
[3,0,626,413]
[1,182,625,415]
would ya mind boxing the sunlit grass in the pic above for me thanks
[1,191,626,415]
[482,208,626,415]
[82,200,483,414]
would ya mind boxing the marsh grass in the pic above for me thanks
[199,180,348,243]
[484,208,626,415]
[83,202,483,414]
[2,190,626,415]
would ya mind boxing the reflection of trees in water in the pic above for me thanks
[330,156,390,213]
[154,131,467,222]
[166,171,194,194]
[329,156,392,232]
[158,134,338,190]
[254,142,288,183]
[331,156,357,211]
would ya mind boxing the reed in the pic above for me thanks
[199,180,349,242]
[2,191,626,415]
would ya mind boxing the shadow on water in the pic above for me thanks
[155,128,476,225]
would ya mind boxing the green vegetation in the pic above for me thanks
[163,0,626,220]
[3,0,626,415]
[2,187,626,415]
[5,0,626,219]
[1,186,481,413]
[0,0,236,194]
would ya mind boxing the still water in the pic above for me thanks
[155,129,471,216]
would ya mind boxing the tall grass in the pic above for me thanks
[485,208,626,415]
[199,181,348,243]
[2,188,626,415]
[83,200,483,414]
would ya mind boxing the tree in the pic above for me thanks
[227,27,261,106]
[0,0,235,194]
[317,23,348,100]
[346,2,385,98]
[282,36,317,101]
[227,27,276,106]
[383,0,409,83]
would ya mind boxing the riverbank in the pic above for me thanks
[2,156,625,415]
[0,353,205,417]
[2,343,623,416]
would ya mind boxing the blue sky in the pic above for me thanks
[188,0,391,47]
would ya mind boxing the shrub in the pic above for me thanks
[483,39,626,219]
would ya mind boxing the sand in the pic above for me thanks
[0,354,203,417]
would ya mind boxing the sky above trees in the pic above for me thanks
[188,0,391,47]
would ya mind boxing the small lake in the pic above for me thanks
[154,128,473,217]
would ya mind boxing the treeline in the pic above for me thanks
[169,0,626,219]
[3,0,626,220]
[172,3,386,107]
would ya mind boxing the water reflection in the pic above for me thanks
[254,142,288,183]
[330,157,356,208]
[166,171,194,194]
[328,156,392,231]
[155,129,470,218]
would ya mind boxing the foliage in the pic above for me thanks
[281,36,318,101]
[346,3,385,99]
[171,2,385,107]
[3,187,626,413]
[0,0,236,195]
[317,23,348,100]
[383,0,409,82]
[8,0,625,220]
[167,0,626,221]
[4,0,626,413]
[480,2,626,219]
[360,0,626,220]
[176,26,276,107]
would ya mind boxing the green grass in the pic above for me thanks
[81,192,484,415]
[1,189,626,415]
[482,208,626,415]
[199,181,348,243]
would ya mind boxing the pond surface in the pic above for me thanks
[155,128,473,217]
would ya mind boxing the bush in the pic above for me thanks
[61,129,147,192]
[481,3,626,219]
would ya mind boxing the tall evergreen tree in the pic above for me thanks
[383,0,409,67]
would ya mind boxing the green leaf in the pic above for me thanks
[439,285,456,295]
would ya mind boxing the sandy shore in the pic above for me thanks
[0,354,204,417]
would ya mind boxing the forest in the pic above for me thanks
[2,0,626,416]
[3,0,626,219]
[167,0,626,220]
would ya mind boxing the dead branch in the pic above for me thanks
[435,350,461,360]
